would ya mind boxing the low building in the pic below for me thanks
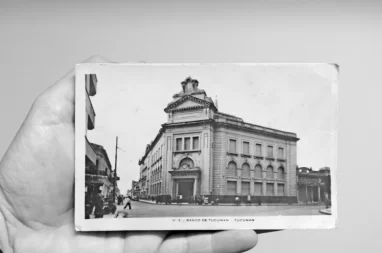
[86,143,114,198]
[297,166,331,203]
[138,77,300,203]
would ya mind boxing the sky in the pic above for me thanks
[86,63,338,195]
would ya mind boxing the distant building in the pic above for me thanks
[296,166,331,203]
[138,77,299,203]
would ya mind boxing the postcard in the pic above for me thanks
[75,63,338,231]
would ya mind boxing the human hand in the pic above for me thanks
[0,55,258,253]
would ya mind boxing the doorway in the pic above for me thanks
[178,181,194,199]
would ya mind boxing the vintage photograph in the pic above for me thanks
[75,63,338,231]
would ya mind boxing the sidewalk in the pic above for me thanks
[137,199,323,207]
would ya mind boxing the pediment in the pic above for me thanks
[177,99,204,109]
[165,95,214,112]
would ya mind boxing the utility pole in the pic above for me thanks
[113,136,118,203]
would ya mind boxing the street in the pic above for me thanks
[104,200,327,218]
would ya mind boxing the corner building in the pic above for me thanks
[138,77,299,203]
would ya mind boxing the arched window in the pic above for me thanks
[277,167,285,180]
[255,164,262,178]
[227,161,237,177]
[179,158,194,170]
[266,166,274,179]
[242,163,250,178]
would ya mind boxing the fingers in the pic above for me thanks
[28,55,114,126]
[158,230,258,253]
[122,231,169,253]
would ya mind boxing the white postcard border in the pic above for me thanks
[75,63,338,231]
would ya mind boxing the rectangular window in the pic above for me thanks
[254,183,262,196]
[227,181,237,195]
[192,136,199,150]
[242,182,250,195]
[176,138,182,151]
[266,183,274,196]
[243,141,250,155]
[278,147,284,159]
[184,137,191,150]
[277,184,285,196]
[267,145,273,158]
[256,144,262,156]
[229,139,237,153]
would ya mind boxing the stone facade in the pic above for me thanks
[138,77,299,203]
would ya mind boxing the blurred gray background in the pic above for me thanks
[1,0,381,252]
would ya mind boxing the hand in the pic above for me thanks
[0,56,258,253]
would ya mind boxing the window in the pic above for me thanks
[267,145,273,158]
[266,166,273,179]
[255,182,262,196]
[184,137,191,150]
[266,183,274,196]
[255,164,262,178]
[229,139,237,153]
[227,161,237,177]
[192,136,199,150]
[278,147,284,159]
[176,138,182,151]
[277,167,285,180]
[243,141,250,155]
[256,144,262,156]
[227,181,237,195]
[242,182,250,195]
[242,163,250,178]
[277,184,285,196]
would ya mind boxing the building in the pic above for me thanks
[131,180,140,197]
[84,74,118,199]
[85,73,98,194]
[297,166,331,204]
[86,143,113,198]
[138,77,299,203]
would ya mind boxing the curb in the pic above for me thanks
[319,208,332,215]
[137,200,313,207]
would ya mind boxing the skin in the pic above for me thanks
[0,56,258,253]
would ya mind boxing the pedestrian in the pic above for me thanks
[247,194,251,206]
[235,196,240,206]
[91,189,104,218]
[114,198,130,218]
[179,194,183,204]
[125,196,132,210]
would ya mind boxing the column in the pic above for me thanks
[311,186,314,203]
[262,181,266,196]
[237,169,242,195]
[274,182,278,196]
[250,170,255,195]
[176,181,179,196]
[305,184,308,203]
[318,186,321,203]
[262,169,266,196]
[193,178,197,196]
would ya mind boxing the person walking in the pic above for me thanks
[235,196,240,206]
[114,199,130,218]
[247,194,252,206]
[179,194,183,204]
[125,196,132,210]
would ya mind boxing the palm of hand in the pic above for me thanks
[0,56,257,253]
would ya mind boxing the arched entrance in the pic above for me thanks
[169,157,201,200]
